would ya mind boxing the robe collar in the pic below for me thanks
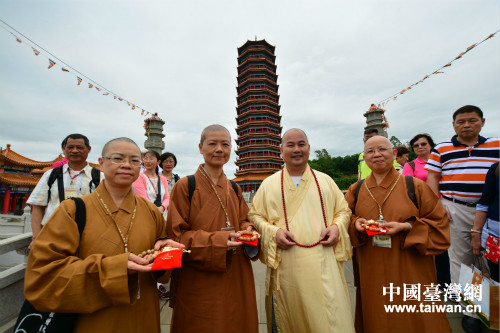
[95,180,136,214]
[198,164,227,189]
[365,167,400,189]
[283,165,311,191]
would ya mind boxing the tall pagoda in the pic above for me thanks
[233,39,284,193]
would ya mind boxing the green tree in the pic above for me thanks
[390,136,402,147]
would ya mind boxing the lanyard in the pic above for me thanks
[364,174,401,221]
[199,166,231,228]
[145,173,158,195]
[68,169,84,185]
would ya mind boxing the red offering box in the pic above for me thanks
[151,249,183,271]
[236,234,259,246]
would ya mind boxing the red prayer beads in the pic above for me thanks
[281,168,328,248]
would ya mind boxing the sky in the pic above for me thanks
[1,0,499,177]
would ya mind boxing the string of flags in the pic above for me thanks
[374,29,499,108]
[1,20,154,118]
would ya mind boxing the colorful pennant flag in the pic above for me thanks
[3,22,155,118]
[374,30,499,108]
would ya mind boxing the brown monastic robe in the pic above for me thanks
[345,168,451,333]
[167,167,259,333]
[25,181,169,333]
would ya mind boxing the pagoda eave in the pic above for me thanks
[234,169,279,177]
[237,67,278,79]
[235,144,280,153]
[237,99,280,109]
[235,133,281,142]
[236,122,282,132]
[235,157,283,164]
[237,77,279,89]
[237,89,279,100]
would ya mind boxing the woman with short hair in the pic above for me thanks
[403,133,435,182]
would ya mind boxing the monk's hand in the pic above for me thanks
[127,253,152,274]
[227,232,243,250]
[153,238,185,251]
[319,225,339,246]
[471,232,482,256]
[354,218,368,233]
[380,222,410,235]
[276,229,296,250]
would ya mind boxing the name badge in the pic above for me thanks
[65,187,78,200]
[372,234,392,248]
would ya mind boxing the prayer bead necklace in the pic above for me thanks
[137,246,192,263]
[364,174,400,221]
[281,168,328,248]
[96,190,137,253]
[199,166,232,228]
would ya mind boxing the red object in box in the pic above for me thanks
[365,226,389,236]
[151,248,183,271]
[236,234,259,246]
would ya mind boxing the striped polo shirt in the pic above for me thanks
[425,135,499,202]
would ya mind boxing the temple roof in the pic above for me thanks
[232,174,273,182]
[0,144,62,168]
[238,39,275,53]
[0,173,41,187]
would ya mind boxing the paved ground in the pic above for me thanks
[159,260,492,333]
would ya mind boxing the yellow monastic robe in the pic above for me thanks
[248,167,355,333]
[24,181,169,333]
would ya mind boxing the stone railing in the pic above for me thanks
[0,206,32,331]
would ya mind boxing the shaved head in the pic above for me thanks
[102,137,140,156]
[282,128,308,145]
[200,124,231,145]
[364,135,393,150]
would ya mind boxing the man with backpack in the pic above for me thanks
[27,133,101,250]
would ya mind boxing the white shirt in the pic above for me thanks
[27,164,103,225]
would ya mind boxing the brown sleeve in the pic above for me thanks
[24,200,132,313]
[402,179,450,255]
[166,177,230,272]
[345,182,369,247]
[234,183,260,260]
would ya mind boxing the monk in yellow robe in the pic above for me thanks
[23,137,184,333]
[345,136,451,333]
[167,125,259,333]
[248,128,355,333]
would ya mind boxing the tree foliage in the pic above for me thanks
[308,149,358,190]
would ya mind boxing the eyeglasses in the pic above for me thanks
[142,156,157,161]
[365,147,392,155]
[413,142,428,148]
[103,156,142,167]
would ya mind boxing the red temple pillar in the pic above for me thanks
[10,194,17,212]
[3,190,10,214]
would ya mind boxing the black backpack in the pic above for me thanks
[15,197,86,333]
[47,165,101,203]
[187,175,239,202]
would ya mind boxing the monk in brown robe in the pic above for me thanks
[167,124,259,333]
[345,136,451,333]
[24,137,184,333]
